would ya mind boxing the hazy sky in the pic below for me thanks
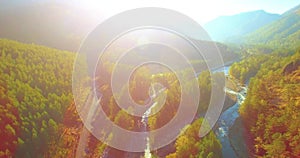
[71,0,300,24]
[1,0,299,24]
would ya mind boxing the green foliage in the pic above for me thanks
[198,71,212,113]
[166,118,222,158]
[114,109,135,130]
[0,39,74,157]
[0,84,20,157]
[92,50,224,157]
[198,71,227,114]
[229,50,293,83]
[229,54,270,83]
[239,50,300,157]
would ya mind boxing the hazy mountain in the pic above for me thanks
[244,4,300,50]
[204,10,280,42]
[0,1,102,52]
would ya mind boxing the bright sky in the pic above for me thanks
[71,0,300,24]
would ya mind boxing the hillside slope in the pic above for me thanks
[0,1,101,51]
[0,39,74,157]
[245,4,300,50]
[232,50,300,157]
[204,10,280,42]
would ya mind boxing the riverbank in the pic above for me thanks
[223,76,238,111]
[214,70,250,158]
[228,117,251,158]
[226,76,252,158]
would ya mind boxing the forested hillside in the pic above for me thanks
[204,10,280,42]
[166,118,222,158]
[245,4,300,50]
[231,49,300,157]
[0,39,224,157]
[0,39,74,157]
[229,51,292,83]
[91,52,224,157]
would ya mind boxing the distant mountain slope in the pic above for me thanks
[204,10,280,42]
[0,1,101,52]
[245,4,300,50]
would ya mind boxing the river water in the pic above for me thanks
[214,66,247,158]
[101,66,247,158]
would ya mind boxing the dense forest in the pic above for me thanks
[230,49,300,157]
[89,51,224,157]
[166,118,222,158]
[0,39,225,157]
[0,39,74,157]
[229,50,292,83]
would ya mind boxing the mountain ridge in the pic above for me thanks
[204,10,280,42]
[244,3,300,50]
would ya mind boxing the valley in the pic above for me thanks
[0,1,300,158]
